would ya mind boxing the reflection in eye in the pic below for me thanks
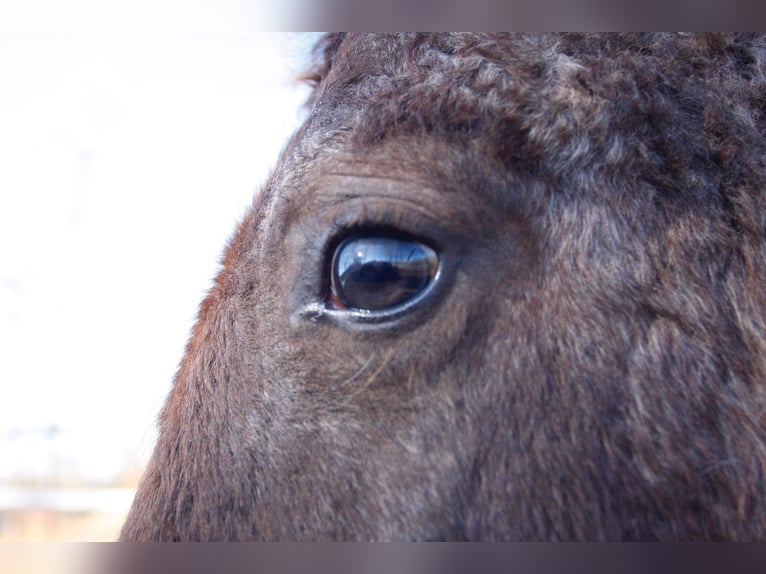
[330,236,439,311]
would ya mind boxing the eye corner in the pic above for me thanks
[326,279,347,311]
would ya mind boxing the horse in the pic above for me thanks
[120,33,766,540]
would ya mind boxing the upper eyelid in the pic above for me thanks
[307,173,453,223]
[320,197,442,229]
[325,223,437,253]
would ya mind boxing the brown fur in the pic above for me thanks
[120,33,766,540]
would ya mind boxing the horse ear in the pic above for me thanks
[297,33,347,106]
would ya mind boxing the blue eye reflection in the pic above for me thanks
[331,236,439,311]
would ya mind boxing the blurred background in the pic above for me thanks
[0,3,317,542]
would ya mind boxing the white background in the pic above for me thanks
[0,5,317,484]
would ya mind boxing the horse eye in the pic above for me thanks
[330,235,439,311]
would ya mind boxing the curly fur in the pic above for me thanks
[120,33,766,541]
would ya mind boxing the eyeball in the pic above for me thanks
[329,235,439,311]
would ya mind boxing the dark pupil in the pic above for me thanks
[332,236,438,310]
